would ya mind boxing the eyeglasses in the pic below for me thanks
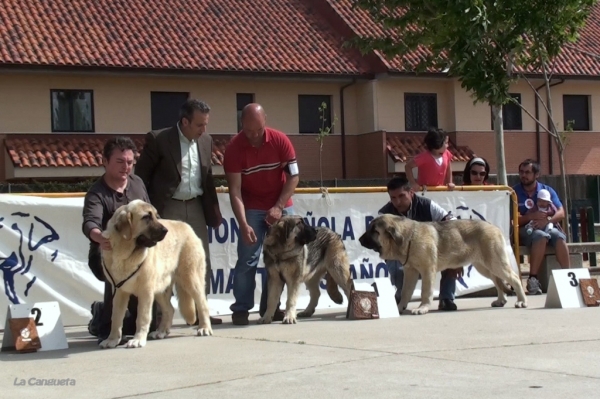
[470,170,486,177]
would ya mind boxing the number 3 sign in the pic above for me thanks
[2,301,68,352]
[545,268,593,309]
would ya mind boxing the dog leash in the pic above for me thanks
[402,230,415,265]
[102,259,144,300]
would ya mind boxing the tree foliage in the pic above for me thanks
[350,0,595,107]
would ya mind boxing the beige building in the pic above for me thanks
[1,0,599,182]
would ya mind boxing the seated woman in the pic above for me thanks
[462,156,490,186]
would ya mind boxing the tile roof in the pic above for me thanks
[0,0,368,76]
[386,133,474,163]
[0,0,599,77]
[4,134,228,168]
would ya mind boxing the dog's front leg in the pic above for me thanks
[413,270,436,315]
[125,289,154,348]
[99,289,129,349]
[397,267,419,315]
[257,269,284,324]
[282,277,301,324]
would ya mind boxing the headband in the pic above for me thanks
[469,157,486,166]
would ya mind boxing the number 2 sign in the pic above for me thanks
[2,301,68,352]
[545,268,592,309]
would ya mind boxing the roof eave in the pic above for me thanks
[0,64,375,82]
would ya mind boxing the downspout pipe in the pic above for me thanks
[546,78,566,175]
[534,82,545,165]
[340,79,357,179]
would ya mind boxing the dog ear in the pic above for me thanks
[297,220,318,245]
[115,210,133,241]
[385,226,403,246]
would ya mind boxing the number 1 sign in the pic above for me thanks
[545,268,592,309]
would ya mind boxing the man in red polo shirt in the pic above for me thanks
[223,103,300,325]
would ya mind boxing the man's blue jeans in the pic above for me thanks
[387,260,456,303]
[230,207,294,315]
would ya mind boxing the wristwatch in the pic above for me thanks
[547,216,552,221]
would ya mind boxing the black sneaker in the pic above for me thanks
[88,301,103,337]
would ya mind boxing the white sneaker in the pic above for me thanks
[527,277,543,295]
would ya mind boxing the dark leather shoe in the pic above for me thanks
[438,299,458,311]
[273,309,285,322]
[231,311,249,326]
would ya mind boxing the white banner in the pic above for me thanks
[0,189,516,327]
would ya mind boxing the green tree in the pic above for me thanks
[349,0,596,189]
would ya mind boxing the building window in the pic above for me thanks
[236,93,255,132]
[491,93,523,130]
[404,93,438,131]
[150,92,189,130]
[563,95,590,131]
[50,90,94,132]
[298,95,332,134]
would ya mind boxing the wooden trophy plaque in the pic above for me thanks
[578,278,600,307]
[9,317,42,353]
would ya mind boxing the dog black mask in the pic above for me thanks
[359,229,382,253]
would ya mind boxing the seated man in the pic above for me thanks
[378,176,460,311]
[513,159,570,295]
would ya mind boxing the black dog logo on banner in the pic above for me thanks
[1,212,59,304]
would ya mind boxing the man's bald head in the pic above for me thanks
[240,103,267,147]
[241,103,266,121]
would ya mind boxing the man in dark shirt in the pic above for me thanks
[82,136,156,343]
[378,177,460,311]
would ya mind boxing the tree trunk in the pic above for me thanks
[543,70,572,242]
[492,104,508,186]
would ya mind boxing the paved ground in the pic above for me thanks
[2,294,600,398]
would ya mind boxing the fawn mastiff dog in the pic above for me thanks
[258,215,353,324]
[359,214,527,315]
[99,199,212,348]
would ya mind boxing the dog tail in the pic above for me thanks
[325,273,344,304]
[175,283,197,325]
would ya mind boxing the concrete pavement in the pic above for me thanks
[2,295,600,398]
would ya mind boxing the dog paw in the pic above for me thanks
[491,299,507,307]
[282,314,297,324]
[257,316,272,324]
[98,338,120,349]
[297,310,314,318]
[148,330,169,340]
[197,327,213,336]
[514,301,527,308]
[125,338,146,348]
[411,307,429,315]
